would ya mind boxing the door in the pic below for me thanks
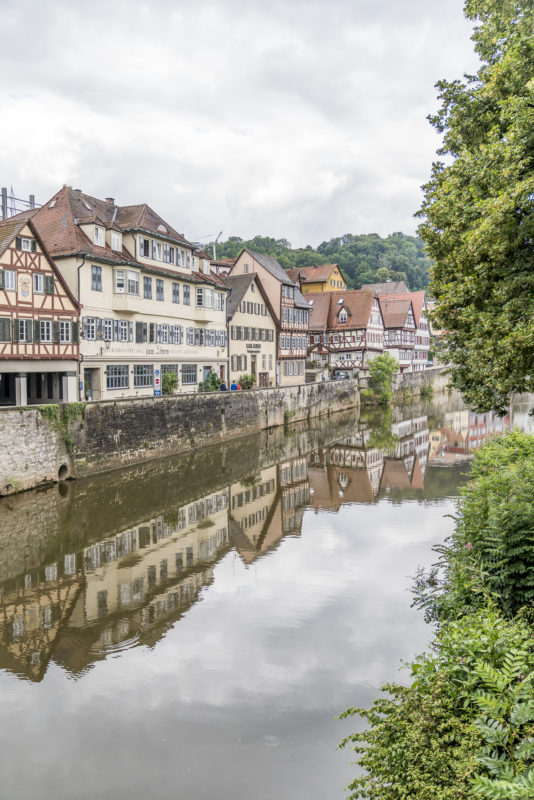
[84,369,93,401]
[259,372,268,388]
[250,355,256,377]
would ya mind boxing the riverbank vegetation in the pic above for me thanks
[339,431,534,799]
[418,0,534,413]
[361,353,398,406]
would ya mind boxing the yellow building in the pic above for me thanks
[287,264,347,294]
[225,273,277,388]
[28,186,230,400]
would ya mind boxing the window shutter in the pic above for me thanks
[0,271,3,290]
[96,319,104,340]
[34,320,40,342]
[113,319,119,341]
[128,321,133,342]
[31,240,37,252]
[53,321,60,342]
[135,322,143,343]
[156,325,161,343]
[15,237,22,250]
[72,322,79,342]
[44,275,55,294]
[13,319,19,342]
[149,323,155,343]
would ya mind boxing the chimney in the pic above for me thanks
[105,197,115,205]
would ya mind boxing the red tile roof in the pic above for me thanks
[308,290,375,331]
[379,297,413,329]
[288,263,346,285]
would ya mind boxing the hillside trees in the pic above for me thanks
[418,0,534,413]
[210,232,431,290]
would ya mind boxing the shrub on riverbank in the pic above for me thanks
[340,432,534,799]
[361,353,398,406]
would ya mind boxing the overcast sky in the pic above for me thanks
[0,0,478,248]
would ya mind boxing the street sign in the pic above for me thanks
[154,389,161,397]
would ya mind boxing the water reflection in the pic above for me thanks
[0,396,526,684]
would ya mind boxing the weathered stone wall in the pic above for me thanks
[0,380,359,494]
[358,366,450,396]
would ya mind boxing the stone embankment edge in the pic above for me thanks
[0,379,359,495]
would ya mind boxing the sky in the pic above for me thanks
[0,0,479,248]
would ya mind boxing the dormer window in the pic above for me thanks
[339,310,348,323]
[94,226,104,246]
[111,231,122,251]
[15,236,36,252]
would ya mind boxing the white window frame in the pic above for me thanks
[114,269,125,294]
[127,271,139,295]
[21,237,32,252]
[118,320,129,342]
[4,270,15,291]
[111,231,122,251]
[33,273,43,293]
[40,320,52,342]
[59,321,71,343]
[94,226,104,246]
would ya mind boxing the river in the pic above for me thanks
[0,393,530,799]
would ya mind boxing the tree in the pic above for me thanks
[365,353,398,405]
[417,0,534,413]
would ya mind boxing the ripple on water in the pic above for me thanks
[75,618,144,658]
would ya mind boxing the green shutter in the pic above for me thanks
[13,319,19,342]
[31,240,37,252]
[72,321,79,342]
[34,320,41,342]
[44,275,55,295]
[0,318,10,342]
[0,270,4,290]
[53,322,60,343]
[15,237,21,250]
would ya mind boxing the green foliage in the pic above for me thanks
[198,371,221,393]
[417,0,534,413]
[38,402,84,453]
[161,371,178,395]
[364,353,398,405]
[238,373,256,390]
[283,408,295,425]
[210,232,431,291]
[419,384,434,400]
[342,430,534,799]
[415,431,534,621]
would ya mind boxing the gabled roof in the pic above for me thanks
[379,297,414,329]
[0,217,29,258]
[308,290,376,331]
[18,186,194,263]
[385,291,426,326]
[242,249,296,286]
[287,263,346,285]
[224,273,275,320]
[361,281,409,294]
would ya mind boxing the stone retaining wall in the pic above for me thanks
[0,380,359,495]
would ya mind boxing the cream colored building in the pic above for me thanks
[225,273,277,387]
[27,187,229,400]
[229,249,310,386]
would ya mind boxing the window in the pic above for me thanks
[243,263,249,273]
[183,285,190,305]
[196,288,204,306]
[134,365,153,387]
[107,365,129,389]
[163,244,175,264]
[84,317,96,339]
[91,265,102,291]
[156,279,164,301]
[118,320,129,342]
[127,271,139,295]
[17,319,31,342]
[339,311,347,323]
[181,364,197,385]
[103,319,112,341]
[114,270,125,293]
[33,273,43,293]
[40,320,52,342]
[172,282,180,303]
[268,354,273,370]
[18,237,35,252]
[186,327,194,345]
[152,241,162,261]
[139,237,150,257]
[111,231,121,251]
[162,363,178,377]
[158,324,169,344]
[59,321,71,342]
[144,276,152,299]
[3,270,15,291]
[94,226,104,246]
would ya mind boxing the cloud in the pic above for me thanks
[0,0,479,245]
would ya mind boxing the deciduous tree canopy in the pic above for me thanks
[418,0,534,413]
[210,232,431,291]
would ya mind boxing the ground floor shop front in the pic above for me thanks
[0,361,78,406]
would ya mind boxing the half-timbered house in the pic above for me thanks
[379,297,416,372]
[0,216,79,406]
[229,249,310,386]
[307,290,384,372]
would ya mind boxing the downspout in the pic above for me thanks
[77,256,86,400]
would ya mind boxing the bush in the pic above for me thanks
[364,353,398,405]
[198,372,222,393]
[162,371,178,395]
[238,373,256,390]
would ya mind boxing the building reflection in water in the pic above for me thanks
[0,399,522,681]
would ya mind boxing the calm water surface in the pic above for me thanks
[0,395,528,799]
